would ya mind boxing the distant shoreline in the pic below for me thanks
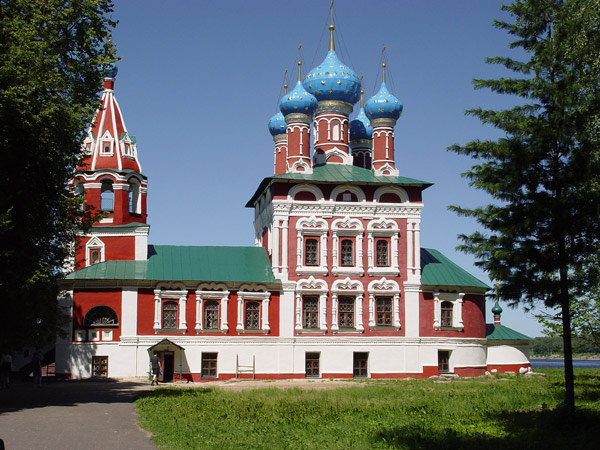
[531,354,600,360]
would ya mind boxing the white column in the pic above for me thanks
[262,298,270,332]
[331,294,339,332]
[153,290,161,330]
[236,296,244,332]
[332,234,339,270]
[393,294,401,329]
[368,294,375,327]
[414,219,421,277]
[433,294,441,328]
[406,221,414,278]
[319,293,327,332]
[273,218,280,274]
[179,295,187,330]
[320,234,328,270]
[357,234,364,273]
[356,294,364,332]
[367,234,374,270]
[297,234,303,268]
[281,219,289,278]
[195,293,203,332]
[455,294,465,328]
[392,233,399,272]
[295,293,302,331]
[404,282,421,337]
[121,288,138,336]
[221,296,229,332]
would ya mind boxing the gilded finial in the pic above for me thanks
[381,44,387,83]
[283,68,288,94]
[329,0,335,51]
[359,74,364,108]
[297,60,302,82]
[284,83,288,95]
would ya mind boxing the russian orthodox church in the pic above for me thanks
[56,23,531,381]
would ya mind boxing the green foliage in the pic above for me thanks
[531,336,600,355]
[0,0,117,350]
[447,0,600,412]
[135,371,600,450]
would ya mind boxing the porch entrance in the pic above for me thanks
[158,351,174,382]
[148,338,184,382]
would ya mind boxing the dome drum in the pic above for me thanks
[284,113,312,125]
[315,100,353,116]
[371,117,397,128]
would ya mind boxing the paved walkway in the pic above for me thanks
[0,379,157,450]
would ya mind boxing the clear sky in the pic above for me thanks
[109,0,546,336]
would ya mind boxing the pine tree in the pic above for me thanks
[448,0,600,414]
[0,1,117,351]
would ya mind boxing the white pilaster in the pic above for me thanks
[220,296,229,332]
[153,290,161,330]
[331,294,339,332]
[262,298,270,332]
[195,292,203,332]
[179,295,187,330]
[121,288,138,336]
[356,295,364,331]
[403,282,420,337]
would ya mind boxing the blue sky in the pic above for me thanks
[110,0,546,336]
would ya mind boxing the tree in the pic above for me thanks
[0,1,117,352]
[447,0,600,415]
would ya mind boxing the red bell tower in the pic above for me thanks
[71,65,149,269]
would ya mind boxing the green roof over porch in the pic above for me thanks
[421,248,490,289]
[486,323,532,341]
[65,245,279,284]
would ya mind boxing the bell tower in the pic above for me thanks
[71,65,149,269]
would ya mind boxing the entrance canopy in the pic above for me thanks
[148,339,184,381]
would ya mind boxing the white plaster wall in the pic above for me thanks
[487,343,531,365]
[121,288,138,336]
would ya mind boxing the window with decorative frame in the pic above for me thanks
[204,301,219,330]
[375,239,389,267]
[340,239,354,266]
[162,301,178,329]
[83,306,118,327]
[304,238,319,266]
[375,297,393,326]
[338,296,354,328]
[245,301,260,329]
[441,301,453,327]
[302,296,319,329]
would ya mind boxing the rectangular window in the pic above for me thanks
[162,301,178,329]
[202,353,218,378]
[341,239,354,266]
[305,352,320,378]
[101,142,111,154]
[441,302,453,327]
[376,297,393,326]
[92,356,108,377]
[438,351,450,373]
[304,238,318,266]
[376,239,389,267]
[245,301,260,329]
[302,296,319,328]
[353,352,368,378]
[90,249,100,265]
[338,296,354,328]
[204,301,219,329]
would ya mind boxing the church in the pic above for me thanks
[56,23,531,381]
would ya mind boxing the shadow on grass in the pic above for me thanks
[372,408,600,450]
[137,386,214,400]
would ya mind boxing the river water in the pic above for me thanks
[530,359,600,369]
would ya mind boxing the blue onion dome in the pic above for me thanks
[303,25,361,104]
[268,112,286,136]
[105,62,118,78]
[280,62,318,117]
[350,107,372,141]
[365,64,402,121]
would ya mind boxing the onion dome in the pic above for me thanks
[303,25,361,105]
[268,112,286,136]
[492,300,503,316]
[350,90,373,141]
[105,63,118,78]
[280,61,317,117]
[365,63,403,121]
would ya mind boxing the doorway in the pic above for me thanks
[158,351,174,382]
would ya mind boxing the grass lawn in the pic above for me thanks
[135,369,600,450]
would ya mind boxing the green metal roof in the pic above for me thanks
[246,164,433,207]
[486,323,532,341]
[65,245,279,284]
[92,222,149,229]
[421,248,490,289]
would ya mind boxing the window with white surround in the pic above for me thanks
[433,291,465,330]
[331,217,364,276]
[367,278,401,330]
[236,284,270,333]
[153,284,187,333]
[195,283,229,333]
[85,236,105,267]
[296,216,328,275]
[295,276,328,333]
[99,130,114,156]
[128,177,141,214]
[100,180,114,212]
[331,277,364,333]
[367,218,399,276]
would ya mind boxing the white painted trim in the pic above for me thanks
[330,185,366,202]
[85,236,105,266]
[373,186,409,203]
[295,276,328,332]
[367,278,401,330]
[433,291,465,330]
[288,184,325,202]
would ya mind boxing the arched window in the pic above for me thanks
[341,239,354,266]
[332,122,340,141]
[441,301,453,327]
[128,178,141,214]
[162,301,178,329]
[83,306,118,327]
[100,180,114,212]
[245,302,260,329]
[204,301,219,329]
[304,238,318,266]
[376,240,389,267]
